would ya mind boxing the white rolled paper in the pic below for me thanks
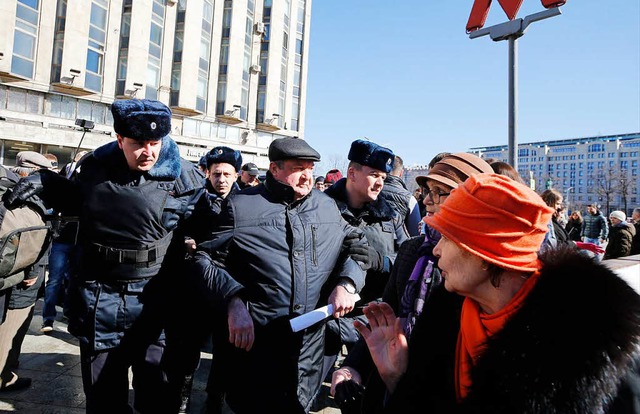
[289,294,361,332]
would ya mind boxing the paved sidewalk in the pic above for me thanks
[0,300,340,414]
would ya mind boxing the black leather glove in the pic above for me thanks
[343,231,371,271]
[5,173,44,207]
[334,379,365,413]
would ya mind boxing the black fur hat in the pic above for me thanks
[111,99,172,141]
[348,139,395,173]
[206,146,242,171]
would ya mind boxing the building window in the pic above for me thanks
[216,1,232,115]
[12,0,41,79]
[115,0,131,96]
[240,0,255,120]
[51,0,67,83]
[196,0,214,113]
[169,2,185,107]
[146,0,165,100]
[85,0,109,92]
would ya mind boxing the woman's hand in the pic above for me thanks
[354,302,408,393]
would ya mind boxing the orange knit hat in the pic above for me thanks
[425,173,554,272]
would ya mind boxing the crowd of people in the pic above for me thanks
[0,99,639,414]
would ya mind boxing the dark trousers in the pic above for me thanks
[80,338,181,414]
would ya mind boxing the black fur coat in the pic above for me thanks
[384,247,640,414]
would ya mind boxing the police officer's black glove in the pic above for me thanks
[5,173,44,207]
[343,231,371,271]
[334,379,365,413]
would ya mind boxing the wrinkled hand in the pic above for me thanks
[227,296,254,351]
[354,302,408,393]
[5,174,43,206]
[330,366,363,397]
[342,231,373,271]
[328,285,356,318]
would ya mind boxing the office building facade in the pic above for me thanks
[470,132,640,215]
[0,0,311,169]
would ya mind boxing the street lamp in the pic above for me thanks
[564,186,574,213]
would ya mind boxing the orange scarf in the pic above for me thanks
[455,271,540,400]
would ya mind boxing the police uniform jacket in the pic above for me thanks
[37,137,204,350]
[325,178,408,304]
[191,171,365,412]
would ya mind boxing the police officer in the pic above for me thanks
[7,99,204,413]
[187,146,243,249]
[322,139,409,381]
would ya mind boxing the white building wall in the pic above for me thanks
[0,0,313,169]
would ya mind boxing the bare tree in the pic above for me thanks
[314,153,348,178]
[615,169,632,214]
[594,168,618,215]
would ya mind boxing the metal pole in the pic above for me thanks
[508,35,518,170]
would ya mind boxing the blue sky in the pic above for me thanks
[304,1,640,168]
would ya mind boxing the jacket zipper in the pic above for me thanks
[311,224,318,265]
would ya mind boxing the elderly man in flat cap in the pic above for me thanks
[322,139,409,381]
[190,137,365,413]
[7,99,205,413]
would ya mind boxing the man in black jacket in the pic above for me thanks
[191,137,365,413]
[7,99,205,413]
[380,156,421,237]
[323,140,408,380]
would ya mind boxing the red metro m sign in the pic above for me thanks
[467,0,567,33]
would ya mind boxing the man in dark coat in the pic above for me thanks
[581,203,609,245]
[7,99,205,413]
[190,137,365,413]
[323,140,408,379]
[631,208,640,255]
[236,162,260,189]
[380,155,421,237]
[604,210,636,259]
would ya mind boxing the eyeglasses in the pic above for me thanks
[424,189,450,203]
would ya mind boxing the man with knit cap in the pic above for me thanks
[323,139,409,377]
[190,137,365,413]
[604,210,636,259]
[7,99,205,413]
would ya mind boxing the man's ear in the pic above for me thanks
[347,166,356,181]
[116,134,124,150]
[269,161,279,175]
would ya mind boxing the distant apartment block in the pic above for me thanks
[0,0,311,169]
[469,132,640,215]
[403,132,640,216]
